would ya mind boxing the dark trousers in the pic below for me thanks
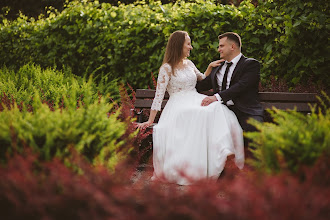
[228,105,263,132]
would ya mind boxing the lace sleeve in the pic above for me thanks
[151,64,171,111]
[188,60,205,81]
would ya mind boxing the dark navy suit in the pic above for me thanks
[197,55,263,132]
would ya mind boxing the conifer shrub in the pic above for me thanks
[0,64,135,169]
[0,63,121,106]
[245,92,330,174]
[0,91,135,169]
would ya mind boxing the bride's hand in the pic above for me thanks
[136,121,153,130]
[204,59,225,77]
[209,59,225,68]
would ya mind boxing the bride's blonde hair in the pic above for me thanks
[162,30,188,76]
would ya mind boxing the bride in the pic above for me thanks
[137,30,244,185]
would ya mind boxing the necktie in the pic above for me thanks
[221,62,233,91]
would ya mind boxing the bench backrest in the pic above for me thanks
[134,89,318,113]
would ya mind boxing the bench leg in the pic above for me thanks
[137,109,144,123]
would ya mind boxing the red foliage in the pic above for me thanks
[0,92,16,111]
[117,83,135,121]
[151,72,157,89]
[108,83,154,166]
[0,149,329,220]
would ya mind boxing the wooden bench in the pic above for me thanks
[134,89,318,123]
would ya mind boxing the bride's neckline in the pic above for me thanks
[175,59,190,70]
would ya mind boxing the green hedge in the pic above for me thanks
[0,0,328,88]
[0,1,245,20]
[247,0,329,87]
[0,64,132,169]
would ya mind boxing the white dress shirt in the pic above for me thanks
[215,53,242,105]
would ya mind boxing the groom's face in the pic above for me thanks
[218,37,232,61]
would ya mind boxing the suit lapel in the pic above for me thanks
[212,63,224,92]
[230,55,246,84]
[212,63,224,80]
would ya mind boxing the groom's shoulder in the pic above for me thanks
[243,56,259,63]
[242,56,260,68]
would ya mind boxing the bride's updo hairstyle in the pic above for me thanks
[162,30,188,76]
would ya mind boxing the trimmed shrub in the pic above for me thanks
[244,0,329,88]
[0,1,248,20]
[0,0,328,89]
[0,0,66,20]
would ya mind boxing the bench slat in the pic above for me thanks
[135,89,214,98]
[136,89,317,103]
[259,92,317,102]
[134,99,167,109]
[135,100,315,112]
[261,102,315,112]
[136,89,170,99]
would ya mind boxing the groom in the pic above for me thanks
[197,32,263,132]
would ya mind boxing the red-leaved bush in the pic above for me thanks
[0,148,329,220]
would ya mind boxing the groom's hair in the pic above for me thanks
[218,32,241,49]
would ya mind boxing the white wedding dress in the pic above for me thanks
[150,60,244,185]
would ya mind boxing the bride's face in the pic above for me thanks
[182,35,193,58]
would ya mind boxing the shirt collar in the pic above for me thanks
[227,53,242,66]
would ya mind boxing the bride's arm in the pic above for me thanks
[189,59,224,80]
[137,64,171,130]
[204,60,224,77]
[137,109,158,130]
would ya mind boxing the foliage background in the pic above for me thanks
[0,1,329,218]
[0,0,249,19]
[0,0,328,90]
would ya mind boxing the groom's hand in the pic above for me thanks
[201,96,217,106]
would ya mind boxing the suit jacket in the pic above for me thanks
[196,55,263,116]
